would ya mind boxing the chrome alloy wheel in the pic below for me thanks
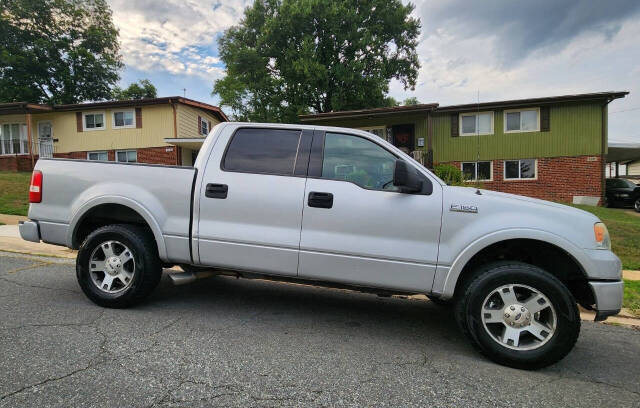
[634,198,640,212]
[89,240,135,294]
[481,284,557,351]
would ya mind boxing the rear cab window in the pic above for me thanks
[222,128,302,176]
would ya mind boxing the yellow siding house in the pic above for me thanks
[0,97,227,171]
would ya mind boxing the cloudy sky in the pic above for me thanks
[109,0,640,143]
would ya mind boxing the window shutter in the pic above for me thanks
[197,116,202,135]
[76,112,83,132]
[540,106,550,132]
[135,107,142,128]
[451,114,459,137]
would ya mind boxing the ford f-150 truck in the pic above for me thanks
[20,122,623,369]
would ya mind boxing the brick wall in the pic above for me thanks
[0,146,180,172]
[0,155,37,172]
[136,146,179,165]
[438,155,603,204]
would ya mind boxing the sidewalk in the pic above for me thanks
[0,224,76,258]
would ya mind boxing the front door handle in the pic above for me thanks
[308,191,333,209]
[205,183,228,199]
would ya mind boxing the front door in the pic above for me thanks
[391,124,414,153]
[197,127,311,276]
[37,121,53,158]
[298,130,442,292]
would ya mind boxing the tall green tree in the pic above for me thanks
[0,0,123,104]
[213,0,421,122]
[403,97,420,105]
[112,79,157,100]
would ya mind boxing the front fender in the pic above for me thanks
[435,228,595,299]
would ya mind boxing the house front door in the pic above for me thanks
[391,124,415,154]
[37,121,53,158]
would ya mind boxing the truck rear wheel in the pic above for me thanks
[76,224,162,308]
[454,262,580,369]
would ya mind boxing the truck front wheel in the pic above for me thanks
[455,262,580,369]
[76,224,162,308]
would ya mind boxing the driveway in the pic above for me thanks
[1,251,639,407]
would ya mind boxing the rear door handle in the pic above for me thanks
[308,191,333,209]
[205,183,228,199]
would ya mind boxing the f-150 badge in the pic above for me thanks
[450,204,478,213]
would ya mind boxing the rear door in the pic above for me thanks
[197,127,312,276]
[298,130,442,292]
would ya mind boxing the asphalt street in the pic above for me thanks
[0,251,639,408]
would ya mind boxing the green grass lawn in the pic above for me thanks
[0,171,31,216]
[572,205,640,270]
[623,280,640,316]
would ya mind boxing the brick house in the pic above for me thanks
[0,97,227,171]
[299,91,629,204]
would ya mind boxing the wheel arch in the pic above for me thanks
[68,196,168,261]
[439,229,595,305]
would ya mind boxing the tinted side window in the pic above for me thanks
[322,132,398,191]
[223,128,301,175]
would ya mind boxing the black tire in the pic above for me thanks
[76,224,162,308]
[454,261,580,370]
[634,197,640,213]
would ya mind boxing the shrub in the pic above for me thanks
[434,164,464,186]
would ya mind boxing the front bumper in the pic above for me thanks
[18,220,41,243]
[588,280,624,321]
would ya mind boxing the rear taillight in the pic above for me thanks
[29,170,43,203]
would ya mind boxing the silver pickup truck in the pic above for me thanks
[20,122,623,369]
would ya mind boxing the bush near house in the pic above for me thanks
[0,171,31,216]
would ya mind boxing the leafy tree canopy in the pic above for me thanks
[0,0,123,104]
[112,79,157,100]
[213,0,421,122]
[403,96,420,105]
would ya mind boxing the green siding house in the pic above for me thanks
[300,91,628,204]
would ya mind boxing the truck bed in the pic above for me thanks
[29,158,196,262]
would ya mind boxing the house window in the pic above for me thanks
[360,127,388,142]
[83,112,106,131]
[201,119,209,135]
[461,161,492,181]
[116,150,137,163]
[460,112,493,136]
[504,108,539,133]
[0,123,28,155]
[504,159,536,179]
[87,151,109,161]
[112,110,135,128]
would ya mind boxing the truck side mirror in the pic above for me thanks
[393,160,423,193]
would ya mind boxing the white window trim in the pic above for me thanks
[82,111,106,131]
[503,159,538,181]
[0,123,28,155]
[503,107,541,133]
[461,161,493,182]
[111,109,136,129]
[459,111,494,136]
[358,126,389,142]
[115,149,137,163]
[87,151,109,161]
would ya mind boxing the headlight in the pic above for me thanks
[594,222,611,250]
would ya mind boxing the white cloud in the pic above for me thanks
[108,0,250,81]
[390,2,640,143]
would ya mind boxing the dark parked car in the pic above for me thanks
[605,178,640,212]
